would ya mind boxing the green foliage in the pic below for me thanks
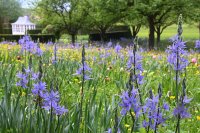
[27,29,42,35]
[0,34,55,42]
[0,42,199,132]
[85,0,128,41]
[36,0,90,43]
[0,0,22,20]
[0,28,12,34]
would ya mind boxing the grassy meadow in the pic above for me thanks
[0,38,200,133]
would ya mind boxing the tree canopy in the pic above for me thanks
[35,0,200,49]
[0,0,22,31]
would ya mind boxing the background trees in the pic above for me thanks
[36,0,89,44]
[0,0,22,32]
[31,0,200,48]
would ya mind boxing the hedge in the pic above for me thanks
[0,34,55,43]
[27,29,42,34]
[89,31,132,41]
[0,28,12,34]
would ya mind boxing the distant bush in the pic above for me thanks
[27,29,42,34]
[0,34,55,43]
[89,31,132,41]
[0,28,12,34]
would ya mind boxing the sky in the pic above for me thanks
[18,0,36,8]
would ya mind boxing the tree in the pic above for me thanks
[121,4,146,39]
[184,0,200,39]
[136,0,193,50]
[154,9,176,47]
[0,0,22,32]
[85,0,128,42]
[36,0,89,44]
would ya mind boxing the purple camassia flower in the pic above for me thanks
[169,34,179,42]
[52,43,57,64]
[173,96,192,119]
[10,42,17,45]
[47,41,54,45]
[107,41,112,48]
[18,36,43,56]
[115,44,122,54]
[142,91,169,130]
[32,81,46,97]
[127,50,144,84]
[173,105,191,118]
[120,88,141,118]
[42,90,59,108]
[25,68,32,73]
[166,39,189,71]
[31,72,39,80]
[195,40,200,52]
[74,62,92,80]
[107,128,112,133]
[16,72,28,88]
[36,47,43,56]
[54,105,68,115]
[42,90,68,115]
[18,36,30,45]
[127,50,143,71]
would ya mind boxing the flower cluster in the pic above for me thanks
[42,90,68,115]
[74,62,92,80]
[32,81,46,97]
[142,90,169,130]
[127,50,144,84]
[16,68,39,89]
[173,96,192,119]
[18,36,43,56]
[166,38,188,71]
[120,88,141,117]
[195,40,200,52]
[52,43,57,64]
[16,72,28,88]
[115,44,122,54]
[16,66,67,115]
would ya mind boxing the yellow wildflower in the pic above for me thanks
[197,116,200,121]
[74,78,79,83]
[21,92,26,97]
[125,124,130,128]
[131,112,135,116]
[170,96,175,100]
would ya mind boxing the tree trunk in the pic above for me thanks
[0,17,3,33]
[100,29,107,43]
[148,16,155,50]
[71,34,76,46]
[132,25,141,39]
[199,21,200,40]
[156,26,161,49]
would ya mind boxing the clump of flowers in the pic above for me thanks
[115,44,122,54]
[18,35,43,56]
[42,90,68,115]
[74,44,92,80]
[127,50,144,85]
[120,88,142,117]
[142,88,170,132]
[166,39,188,71]
[195,40,200,52]
[74,63,92,80]
[16,71,28,88]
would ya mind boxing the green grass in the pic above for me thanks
[59,24,199,44]
[138,24,199,40]
[0,43,200,132]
